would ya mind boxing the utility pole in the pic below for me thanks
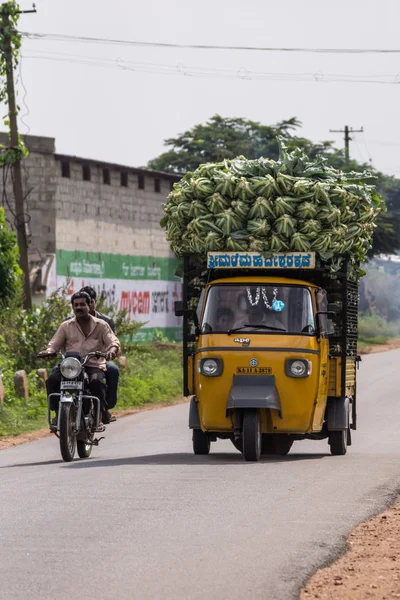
[2,5,36,309]
[329,125,364,167]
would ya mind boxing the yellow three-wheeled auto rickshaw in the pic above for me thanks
[175,251,359,461]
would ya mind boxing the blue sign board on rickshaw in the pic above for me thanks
[207,252,316,270]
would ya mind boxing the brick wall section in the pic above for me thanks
[0,133,180,262]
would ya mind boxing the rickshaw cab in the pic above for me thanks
[176,251,359,462]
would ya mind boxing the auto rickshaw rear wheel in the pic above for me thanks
[192,429,211,455]
[242,409,262,462]
[329,429,348,456]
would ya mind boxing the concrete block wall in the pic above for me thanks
[0,133,180,262]
[54,159,175,257]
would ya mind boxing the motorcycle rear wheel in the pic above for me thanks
[77,436,93,459]
[59,403,77,462]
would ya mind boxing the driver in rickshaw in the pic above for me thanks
[233,293,285,331]
[215,307,234,331]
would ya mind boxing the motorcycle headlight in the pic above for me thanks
[285,358,312,378]
[60,357,82,379]
[198,358,223,377]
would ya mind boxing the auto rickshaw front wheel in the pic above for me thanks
[242,409,262,462]
[192,429,211,455]
[329,429,348,456]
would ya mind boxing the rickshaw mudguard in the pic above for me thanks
[188,396,201,429]
[327,396,350,431]
[226,374,281,413]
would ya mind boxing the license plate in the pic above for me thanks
[60,380,83,389]
[236,367,272,375]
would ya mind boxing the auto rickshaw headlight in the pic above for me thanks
[199,358,223,377]
[285,359,312,378]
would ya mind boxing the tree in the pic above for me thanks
[147,114,301,173]
[148,115,400,257]
[0,206,21,306]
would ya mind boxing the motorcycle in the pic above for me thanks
[39,351,109,462]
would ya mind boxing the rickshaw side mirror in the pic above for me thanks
[174,301,185,317]
[174,301,200,330]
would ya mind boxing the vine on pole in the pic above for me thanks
[0,1,29,165]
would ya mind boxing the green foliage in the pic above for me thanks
[147,114,301,173]
[0,207,22,305]
[152,328,177,344]
[358,313,400,340]
[0,369,48,437]
[0,284,72,373]
[358,336,389,347]
[117,346,182,408]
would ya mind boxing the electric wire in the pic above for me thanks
[20,31,400,54]
[20,50,400,85]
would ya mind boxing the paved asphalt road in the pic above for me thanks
[1,350,400,600]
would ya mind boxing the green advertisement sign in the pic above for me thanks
[56,249,181,281]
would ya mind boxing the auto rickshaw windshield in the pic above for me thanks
[201,284,316,334]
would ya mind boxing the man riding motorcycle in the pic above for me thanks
[65,286,120,410]
[39,291,121,424]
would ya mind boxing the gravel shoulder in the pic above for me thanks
[301,502,400,599]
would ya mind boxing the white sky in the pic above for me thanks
[11,0,400,176]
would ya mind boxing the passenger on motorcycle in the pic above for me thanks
[65,286,120,410]
[39,291,120,424]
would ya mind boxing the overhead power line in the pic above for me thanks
[21,31,400,54]
[21,50,400,84]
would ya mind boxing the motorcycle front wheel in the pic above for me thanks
[59,402,77,462]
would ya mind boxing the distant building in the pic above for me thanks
[0,133,182,341]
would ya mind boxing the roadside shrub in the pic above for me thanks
[0,207,22,306]
[358,313,400,339]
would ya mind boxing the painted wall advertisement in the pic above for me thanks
[49,250,183,342]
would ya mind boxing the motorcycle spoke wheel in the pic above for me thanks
[59,403,77,462]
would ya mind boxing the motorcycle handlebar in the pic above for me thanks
[38,351,107,362]
[81,351,107,366]
[37,352,59,360]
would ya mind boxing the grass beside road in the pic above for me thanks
[0,345,182,438]
[358,336,389,347]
